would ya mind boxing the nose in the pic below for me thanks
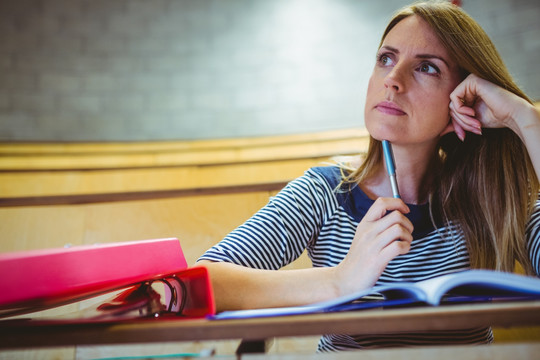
[384,66,405,93]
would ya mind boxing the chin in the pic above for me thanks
[365,123,398,143]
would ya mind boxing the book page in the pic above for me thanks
[412,270,540,305]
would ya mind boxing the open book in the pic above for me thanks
[211,269,540,320]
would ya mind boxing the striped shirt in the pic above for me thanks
[199,166,540,351]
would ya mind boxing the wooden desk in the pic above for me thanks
[1,300,540,349]
[244,343,540,360]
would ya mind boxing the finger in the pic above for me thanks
[450,108,482,135]
[450,98,476,119]
[379,227,414,259]
[380,223,413,247]
[444,116,466,141]
[380,238,412,262]
[449,102,482,134]
[363,197,410,222]
[443,116,466,141]
[450,74,481,110]
[450,95,476,117]
[366,214,413,254]
[446,104,469,141]
[378,210,414,234]
[449,100,481,128]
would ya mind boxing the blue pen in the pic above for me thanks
[382,140,400,199]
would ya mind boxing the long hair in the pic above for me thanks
[345,1,539,274]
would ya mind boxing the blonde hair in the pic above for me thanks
[345,1,539,274]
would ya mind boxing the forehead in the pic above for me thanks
[382,15,450,59]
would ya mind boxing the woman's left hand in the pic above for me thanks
[445,73,533,141]
[446,73,540,179]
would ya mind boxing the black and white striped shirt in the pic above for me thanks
[199,166,540,351]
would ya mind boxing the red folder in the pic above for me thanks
[0,238,215,319]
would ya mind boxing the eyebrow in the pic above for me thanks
[380,45,451,69]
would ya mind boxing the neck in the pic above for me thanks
[362,141,438,205]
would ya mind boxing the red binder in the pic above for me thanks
[0,238,215,319]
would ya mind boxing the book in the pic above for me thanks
[211,269,540,320]
[0,238,214,319]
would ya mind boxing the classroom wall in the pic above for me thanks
[0,0,539,142]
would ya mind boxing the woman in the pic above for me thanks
[198,1,540,351]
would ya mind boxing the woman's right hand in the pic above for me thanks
[333,197,413,296]
[199,197,413,311]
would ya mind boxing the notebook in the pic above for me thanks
[0,238,214,319]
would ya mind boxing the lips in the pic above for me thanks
[375,101,406,116]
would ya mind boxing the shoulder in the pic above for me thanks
[305,166,372,222]
[529,194,540,221]
[304,165,347,189]
[269,166,346,216]
[528,194,540,232]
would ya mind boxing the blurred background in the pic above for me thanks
[1,0,539,142]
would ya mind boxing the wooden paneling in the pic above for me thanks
[0,192,279,263]
[0,128,368,170]
[0,128,368,205]
[0,158,325,200]
[0,128,368,155]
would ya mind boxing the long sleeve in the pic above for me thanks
[198,168,339,270]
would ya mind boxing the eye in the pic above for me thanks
[377,53,394,67]
[417,62,440,75]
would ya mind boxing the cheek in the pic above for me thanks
[365,75,376,102]
[421,92,452,127]
[364,74,380,117]
[364,83,379,131]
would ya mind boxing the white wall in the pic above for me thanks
[0,0,538,141]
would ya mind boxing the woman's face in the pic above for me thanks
[365,15,462,147]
